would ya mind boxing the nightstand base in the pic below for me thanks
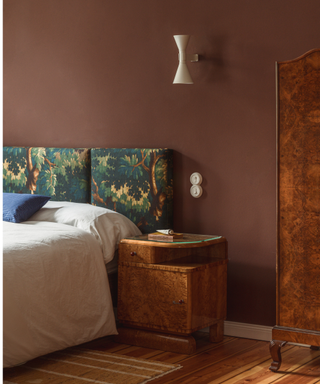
[113,327,197,354]
[113,320,224,354]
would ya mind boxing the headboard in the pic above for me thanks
[2,147,173,234]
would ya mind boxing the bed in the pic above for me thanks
[2,146,173,368]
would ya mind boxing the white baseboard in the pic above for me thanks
[224,321,273,341]
[200,321,273,342]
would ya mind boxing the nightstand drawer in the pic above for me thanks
[117,266,189,333]
[119,243,155,263]
[119,236,228,264]
[119,243,183,264]
[117,260,227,334]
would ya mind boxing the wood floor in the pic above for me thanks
[4,332,320,384]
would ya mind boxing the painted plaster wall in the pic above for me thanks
[4,0,320,325]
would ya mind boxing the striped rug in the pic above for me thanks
[3,348,182,384]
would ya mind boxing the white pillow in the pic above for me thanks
[29,201,142,263]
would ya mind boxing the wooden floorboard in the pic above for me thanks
[3,333,320,384]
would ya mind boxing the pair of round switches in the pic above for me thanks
[190,172,203,198]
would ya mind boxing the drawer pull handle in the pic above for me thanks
[130,251,136,256]
[173,299,184,305]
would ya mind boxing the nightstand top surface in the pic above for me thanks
[120,233,225,247]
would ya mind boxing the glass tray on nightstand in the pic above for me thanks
[125,233,222,245]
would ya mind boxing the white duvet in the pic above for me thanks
[3,202,141,368]
[29,201,142,264]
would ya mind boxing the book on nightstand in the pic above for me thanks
[147,232,183,242]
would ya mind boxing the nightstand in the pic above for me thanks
[114,233,228,354]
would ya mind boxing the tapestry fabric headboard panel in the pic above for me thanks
[2,147,91,202]
[3,147,173,233]
[91,148,173,234]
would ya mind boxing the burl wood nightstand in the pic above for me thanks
[114,234,228,354]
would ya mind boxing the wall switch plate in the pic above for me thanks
[190,172,202,185]
[190,185,203,198]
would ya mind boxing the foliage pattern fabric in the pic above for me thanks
[3,147,173,233]
[3,147,91,203]
[91,148,173,233]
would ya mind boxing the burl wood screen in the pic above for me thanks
[277,50,320,331]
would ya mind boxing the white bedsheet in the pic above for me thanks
[3,220,117,368]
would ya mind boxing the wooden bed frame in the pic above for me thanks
[3,146,174,306]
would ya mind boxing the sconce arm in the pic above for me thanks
[188,54,199,62]
[178,53,199,63]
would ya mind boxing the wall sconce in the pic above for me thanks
[173,35,199,84]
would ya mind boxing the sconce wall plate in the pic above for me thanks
[173,35,198,84]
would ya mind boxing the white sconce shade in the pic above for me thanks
[174,63,193,84]
[173,35,198,84]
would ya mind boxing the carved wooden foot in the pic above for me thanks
[269,340,287,372]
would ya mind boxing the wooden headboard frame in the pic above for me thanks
[2,147,173,234]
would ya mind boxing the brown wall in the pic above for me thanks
[3,0,320,326]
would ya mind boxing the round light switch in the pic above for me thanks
[190,185,203,198]
[190,172,202,185]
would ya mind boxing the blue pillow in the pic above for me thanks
[3,193,51,223]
